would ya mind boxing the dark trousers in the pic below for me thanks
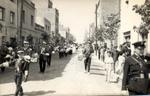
[98,50,100,60]
[15,72,23,96]
[22,62,30,81]
[59,52,63,58]
[1,67,5,72]
[47,54,52,66]
[84,57,91,72]
[39,55,46,73]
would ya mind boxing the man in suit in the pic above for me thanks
[39,41,47,73]
[83,41,94,74]
[112,46,119,72]
[122,41,149,95]
[47,43,53,67]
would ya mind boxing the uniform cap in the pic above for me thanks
[43,41,46,44]
[5,54,11,58]
[8,47,13,51]
[24,41,29,44]
[132,41,145,48]
[17,50,24,54]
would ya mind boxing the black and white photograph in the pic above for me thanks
[0,0,150,96]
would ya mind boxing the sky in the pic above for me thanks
[52,0,98,43]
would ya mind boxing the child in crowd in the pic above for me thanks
[105,50,114,83]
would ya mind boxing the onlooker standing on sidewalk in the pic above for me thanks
[112,46,120,73]
[115,49,127,88]
[104,50,114,83]
[98,45,101,60]
[39,41,47,73]
[83,41,94,74]
[100,46,105,62]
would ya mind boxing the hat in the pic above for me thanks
[132,41,145,48]
[87,40,91,44]
[43,41,46,44]
[24,41,29,44]
[8,47,13,51]
[17,50,24,54]
[5,54,11,58]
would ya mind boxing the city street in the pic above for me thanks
[0,50,128,96]
[0,0,150,95]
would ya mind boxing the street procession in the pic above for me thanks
[1,0,150,96]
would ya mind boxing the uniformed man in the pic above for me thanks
[0,50,25,96]
[39,41,47,73]
[22,41,32,82]
[0,42,8,72]
[122,41,149,95]
[47,43,53,67]
[14,50,25,96]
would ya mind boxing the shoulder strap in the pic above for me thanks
[131,56,143,68]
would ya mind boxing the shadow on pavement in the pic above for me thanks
[90,68,105,71]
[0,53,76,84]
[2,90,55,96]
[91,64,103,68]
[90,72,105,76]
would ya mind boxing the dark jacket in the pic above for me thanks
[83,44,94,58]
[122,54,149,94]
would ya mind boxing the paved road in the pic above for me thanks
[0,50,128,96]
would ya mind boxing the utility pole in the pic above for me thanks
[19,0,24,46]
[95,4,98,55]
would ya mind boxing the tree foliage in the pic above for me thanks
[133,1,150,34]
[103,13,120,40]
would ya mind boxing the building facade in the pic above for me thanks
[31,0,59,37]
[46,8,59,36]
[59,24,70,39]
[118,0,150,54]
[0,0,18,46]
[0,0,43,46]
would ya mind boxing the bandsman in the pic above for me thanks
[39,41,47,73]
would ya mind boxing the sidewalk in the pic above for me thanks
[91,53,128,95]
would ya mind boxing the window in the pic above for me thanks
[0,7,5,21]
[10,11,15,24]
[22,10,25,23]
[31,15,34,26]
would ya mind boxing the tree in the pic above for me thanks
[133,1,150,40]
[103,13,120,49]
